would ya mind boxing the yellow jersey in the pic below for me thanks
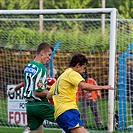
[49,68,84,120]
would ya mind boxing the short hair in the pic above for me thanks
[36,42,54,55]
[69,53,88,67]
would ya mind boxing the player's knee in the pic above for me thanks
[70,126,89,133]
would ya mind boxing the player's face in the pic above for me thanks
[41,49,52,64]
[76,63,87,74]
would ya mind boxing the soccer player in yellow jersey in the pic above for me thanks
[47,53,114,133]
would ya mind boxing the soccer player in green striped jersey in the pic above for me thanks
[23,42,55,133]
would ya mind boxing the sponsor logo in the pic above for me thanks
[24,66,37,75]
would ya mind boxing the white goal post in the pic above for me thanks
[0,8,117,133]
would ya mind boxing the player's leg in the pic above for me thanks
[61,129,66,133]
[22,122,31,133]
[56,109,89,133]
[22,126,31,133]
[70,127,89,133]
[26,102,44,133]
[40,102,55,122]
[31,125,44,133]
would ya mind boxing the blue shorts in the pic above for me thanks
[56,109,84,133]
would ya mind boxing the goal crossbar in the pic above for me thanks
[0,8,117,15]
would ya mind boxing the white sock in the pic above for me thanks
[61,129,66,133]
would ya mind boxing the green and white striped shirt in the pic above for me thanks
[23,60,48,102]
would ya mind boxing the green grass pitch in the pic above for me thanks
[0,127,62,133]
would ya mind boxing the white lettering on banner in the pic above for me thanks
[7,85,27,126]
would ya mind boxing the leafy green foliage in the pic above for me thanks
[106,0,133,18]
[0,27,43,49]
[1,23,132,51]
[0,0,133,18]
[0,0,39,10]
[0,26,110,50]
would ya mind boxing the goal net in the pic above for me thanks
[0,8,132,133]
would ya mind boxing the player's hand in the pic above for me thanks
[102,85,114,90]
[7,88,15,96]
[46,92,53,100]
[109,86,114,90]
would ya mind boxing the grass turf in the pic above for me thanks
[0,127,62,133]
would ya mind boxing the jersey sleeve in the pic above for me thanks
[69,71,84,86]
[34,67,48,92]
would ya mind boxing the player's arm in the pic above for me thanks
[78,81,114,91]
[91,78,101,99]
[34,89,50,98]
[7,82,24,96]
[34,78,56,98]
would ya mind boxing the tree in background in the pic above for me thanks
[106,0,133,18]
[0,0,39,10]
